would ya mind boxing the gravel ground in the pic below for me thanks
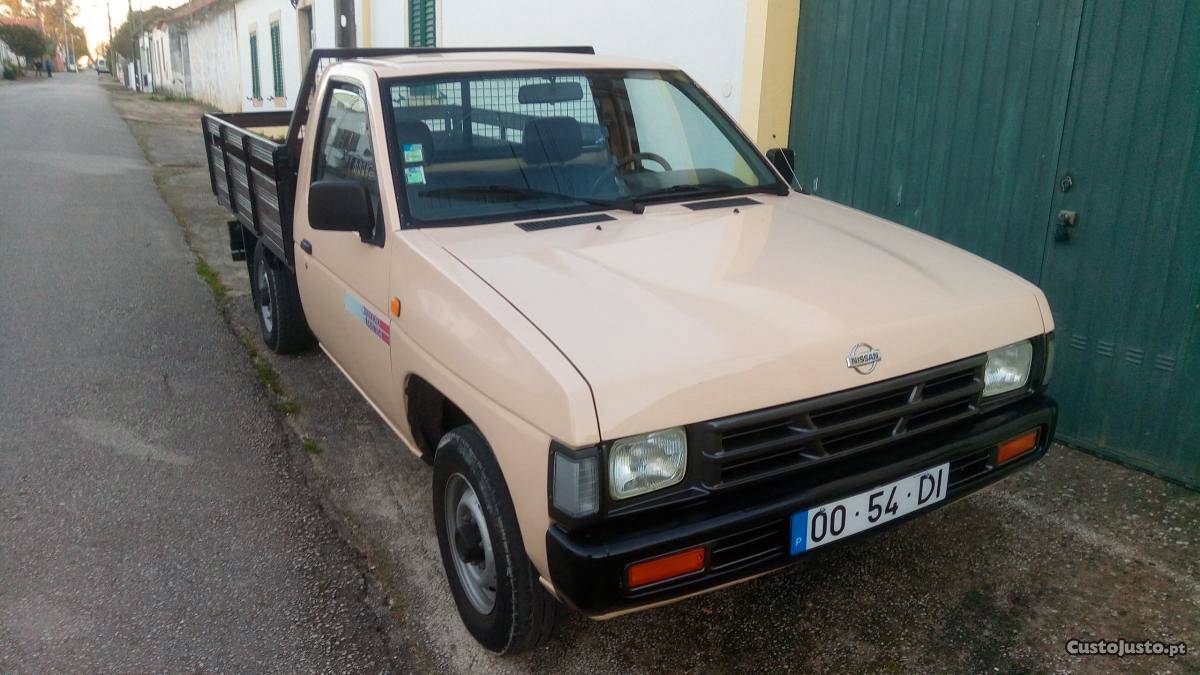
[104,79,1200,674]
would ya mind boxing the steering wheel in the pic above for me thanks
[589,152,674,194]
[615,152,673,173]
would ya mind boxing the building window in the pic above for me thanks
[270,21,283,98]
[249,31,260,99]
[409,0,435,47]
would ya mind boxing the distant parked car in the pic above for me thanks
[95,58,109,75]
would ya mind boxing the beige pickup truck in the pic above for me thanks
[203,47,1058,654]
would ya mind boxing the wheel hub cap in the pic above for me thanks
[258,268,273,332]
[444,473,497,614]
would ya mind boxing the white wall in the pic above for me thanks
[368,0,407,47]
[234,0,305,111]
[0,38,18,66]
[184,5,243,111]
[312,0,398,48]
[440,0,749,117]
[312,0,337,49]
[149,26,173,93]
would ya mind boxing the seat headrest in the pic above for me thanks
[394,119,435,163]
[522,116,583,165]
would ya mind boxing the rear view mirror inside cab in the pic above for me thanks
[518,81,584,104]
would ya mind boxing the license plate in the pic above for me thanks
[790,463,949,554]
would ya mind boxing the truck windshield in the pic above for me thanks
[385,70,783,226]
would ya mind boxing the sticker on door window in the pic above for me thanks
[404,165,426,185]
[344,292,390,345]
[402,143,424,163]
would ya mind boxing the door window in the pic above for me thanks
[313,83,383,241]
[315,84,377,184]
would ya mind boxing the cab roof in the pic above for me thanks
[353,50,681,79]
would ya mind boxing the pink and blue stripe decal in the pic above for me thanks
[344,292,390,345]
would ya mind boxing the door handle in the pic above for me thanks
[300,239,313,254]
[1053,210,1078,242]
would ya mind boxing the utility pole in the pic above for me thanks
[106,0,113,64]
[60,4,68,69]
[127,0,136,89]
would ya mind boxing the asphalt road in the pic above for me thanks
[0,74,394,671]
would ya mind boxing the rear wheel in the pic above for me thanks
[433,425,561,654]
[252,241,314,354]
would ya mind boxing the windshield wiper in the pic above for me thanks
[637,182,790,199]
[635,183,741,199]
[419,185,645,214]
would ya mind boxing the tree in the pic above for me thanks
[1,0,88,61]
[110,6,170,60]
[0,0,26,18]
[63,19,86,59]
[0,24,48,60]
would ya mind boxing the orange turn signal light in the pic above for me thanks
[997,429,1039,464]
[389,297,401,317]
[627,547,706,589]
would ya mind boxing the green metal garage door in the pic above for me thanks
[788,0,1200,487]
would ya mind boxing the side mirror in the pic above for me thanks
[308,180,375,240]
[765,147,797,186]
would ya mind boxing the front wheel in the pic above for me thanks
[251,241,314,354]
[433,425,561,654]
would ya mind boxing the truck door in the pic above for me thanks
[294,79,397,415]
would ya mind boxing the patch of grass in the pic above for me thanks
[235,325,300,414]
[301,437,322,455]
[194,254,227,301]
[149,93,193,104]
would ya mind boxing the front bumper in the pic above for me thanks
[546,394,1056,616]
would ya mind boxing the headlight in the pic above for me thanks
[983,340,1033,397]
[609,427,687,499]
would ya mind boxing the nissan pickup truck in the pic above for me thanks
[203,47,1058,654]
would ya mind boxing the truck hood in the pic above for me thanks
[423,194,1051,439]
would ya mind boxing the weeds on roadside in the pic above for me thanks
[149,93,193,104]
[301,437,322,455]
[195,255,227,300]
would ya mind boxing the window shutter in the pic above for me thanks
[249,33,260,99]
[270,23,283,98]
[408,0,435,48]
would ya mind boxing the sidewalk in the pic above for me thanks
[106,83,1200,674]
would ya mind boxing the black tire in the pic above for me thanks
[252,241,315,354]
[433,425,561,654]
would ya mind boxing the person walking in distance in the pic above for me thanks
[45,58,52,78]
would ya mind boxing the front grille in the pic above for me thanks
[696,356,986,490]
[709,521,787,571]
[949,449,993,490]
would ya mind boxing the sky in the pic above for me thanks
[74,0,186,55]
